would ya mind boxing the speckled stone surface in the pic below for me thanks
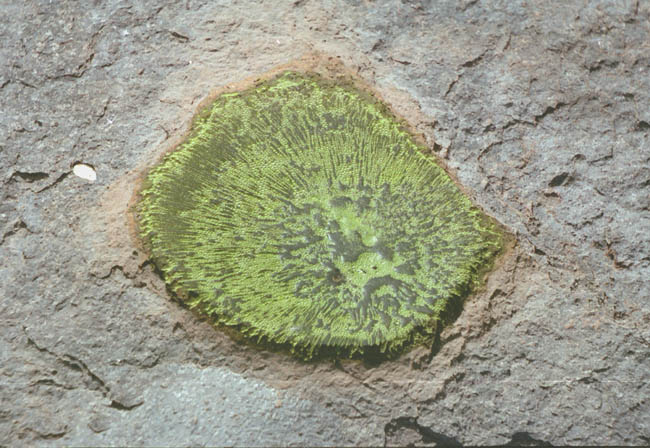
[1,0,648,445]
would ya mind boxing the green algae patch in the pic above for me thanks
[138,71,504,359]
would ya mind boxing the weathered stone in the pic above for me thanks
[1,0,648,445]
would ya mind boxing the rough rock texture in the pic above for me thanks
[1,0,648,446]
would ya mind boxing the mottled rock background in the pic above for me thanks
[1,0,649,446]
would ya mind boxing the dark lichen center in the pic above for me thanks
[268,180,436,328]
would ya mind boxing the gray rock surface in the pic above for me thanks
[1,0,648,445]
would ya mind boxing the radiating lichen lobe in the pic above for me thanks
[139,71,504,359]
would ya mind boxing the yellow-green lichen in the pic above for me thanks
[138,71,504,359]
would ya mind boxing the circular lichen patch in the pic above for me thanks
[138,71,504,359]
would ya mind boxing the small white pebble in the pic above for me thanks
[73,163,97,182]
